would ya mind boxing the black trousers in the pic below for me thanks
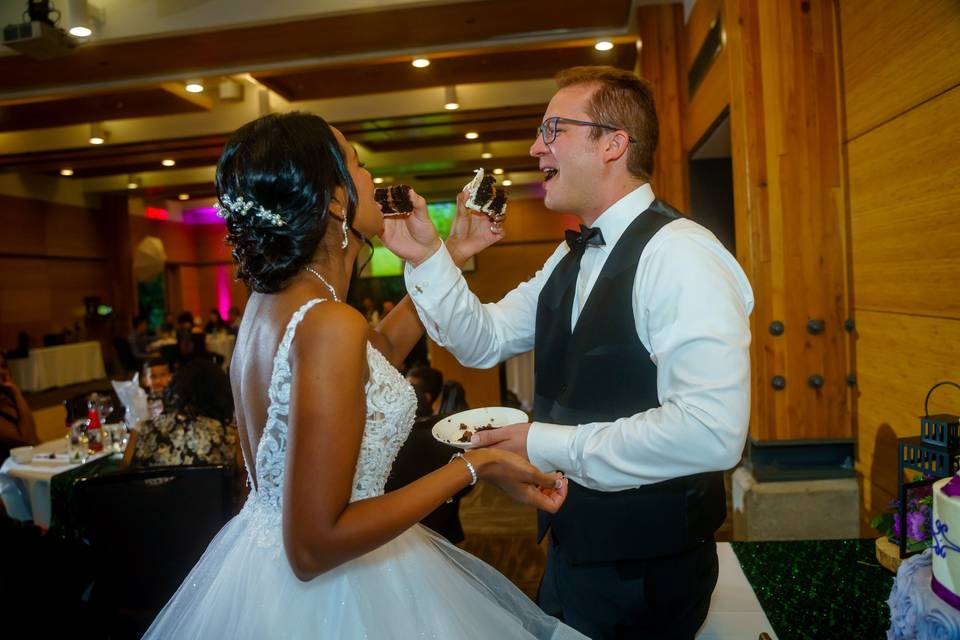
[538,537,719,640]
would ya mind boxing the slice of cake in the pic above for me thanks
[463,169,507,220]
[374,184,414,217]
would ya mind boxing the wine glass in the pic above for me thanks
[97,395,115,424]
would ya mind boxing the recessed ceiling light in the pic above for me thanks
[178,193,190,201]
[502,179,513,186]
[69,26,92,37]
[480,152,493,159]
[126,179,139,190]
[465,132,479,140]
[60,168,74,176]
[412,58,430,68]
[185,79,204,94]
[161,159,176,167]
[492,168,504,175]
[373,177,384,184]
[594,41,614,51]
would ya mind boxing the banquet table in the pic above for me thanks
[0,438,115,530]
[7,340,107,392]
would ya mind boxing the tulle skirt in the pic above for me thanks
[143,506,586,639]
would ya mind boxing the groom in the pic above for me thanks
[385,66,753,639]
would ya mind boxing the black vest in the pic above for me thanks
[534,199,726,564]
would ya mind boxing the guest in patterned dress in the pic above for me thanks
[123,358,238,468]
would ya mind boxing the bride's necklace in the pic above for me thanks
[304,265,340,302]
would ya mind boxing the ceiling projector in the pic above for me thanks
[3,19,76,59]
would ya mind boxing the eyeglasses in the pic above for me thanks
[535,116,637,145]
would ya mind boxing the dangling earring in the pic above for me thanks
[340,216,349,249]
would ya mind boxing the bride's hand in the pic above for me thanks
[445,191,505,268]
[465,449,568,513]
[380,188,442,267]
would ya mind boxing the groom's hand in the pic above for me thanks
[471,422,530,460]
[380,188,442,267]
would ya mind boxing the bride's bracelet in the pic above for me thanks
[447,452,478,505]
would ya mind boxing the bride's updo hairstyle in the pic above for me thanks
[216,112,357,293]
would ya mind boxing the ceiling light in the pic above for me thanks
[502,179,513,187]
[481,152,492,159]
[161,159,176,167]
[178,193,190,201]
[68,0,103,38]
[126,175,141,190]
[595,41,614,51]
[480,143,492,159]
[444,85,459,110]
[184,79,204,94]
[412,58,430,68]
[88,122,107,145]
[60,168,74,176]
[373,177,384,184]
[493,168,504,175]
[465,132,479,140]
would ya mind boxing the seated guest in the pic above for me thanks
[175,311,207,363]
[204,308,226,334]
[159,313,176,337]
[226,306,242,335]
[385,372,473,545]
[127,315,157,367]
[406,365,444,417]
[123,358,238,468]
[0,354,38,459]
[141,358,172,417]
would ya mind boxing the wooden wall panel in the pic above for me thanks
[840,0,960,140]
[848,88,960,318]
[637,3,689,211]
[855,310,960,529]
[843,0,960,531]
[726,0,850,442]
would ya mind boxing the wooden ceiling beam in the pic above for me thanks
[256,42,637,101]
[0,0,631,95]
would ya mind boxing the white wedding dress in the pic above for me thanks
[144,299,585,639]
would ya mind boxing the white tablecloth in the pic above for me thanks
[0,438,110,528]
[697,542,778,639]
[7,341,107,392]
[206,333,235,368]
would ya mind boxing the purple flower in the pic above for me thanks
[907,510,929,542]
[894,512,903,538]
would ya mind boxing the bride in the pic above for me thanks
[144,112,584,639]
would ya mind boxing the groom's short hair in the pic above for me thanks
[556,66,659,182]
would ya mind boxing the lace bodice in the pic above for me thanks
[241,299,417,547]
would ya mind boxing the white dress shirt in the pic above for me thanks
[405,184,754,491]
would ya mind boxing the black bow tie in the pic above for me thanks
[565,224,605,250]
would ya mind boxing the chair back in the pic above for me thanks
[73,465,235,628]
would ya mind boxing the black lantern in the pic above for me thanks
[896,381,960,558]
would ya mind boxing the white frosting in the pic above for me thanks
[932,476,960,596]
[462,168,507,218]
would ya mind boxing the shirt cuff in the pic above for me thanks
[404,242,461,300]
[527,421,578,474]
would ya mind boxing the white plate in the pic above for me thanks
[432,406,528,449]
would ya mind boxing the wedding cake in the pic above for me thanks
[932,474,960,606]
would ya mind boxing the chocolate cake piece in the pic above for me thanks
[463,169,508,219]
[374,184,414,217]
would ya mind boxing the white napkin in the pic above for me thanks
[112,374,149,428]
